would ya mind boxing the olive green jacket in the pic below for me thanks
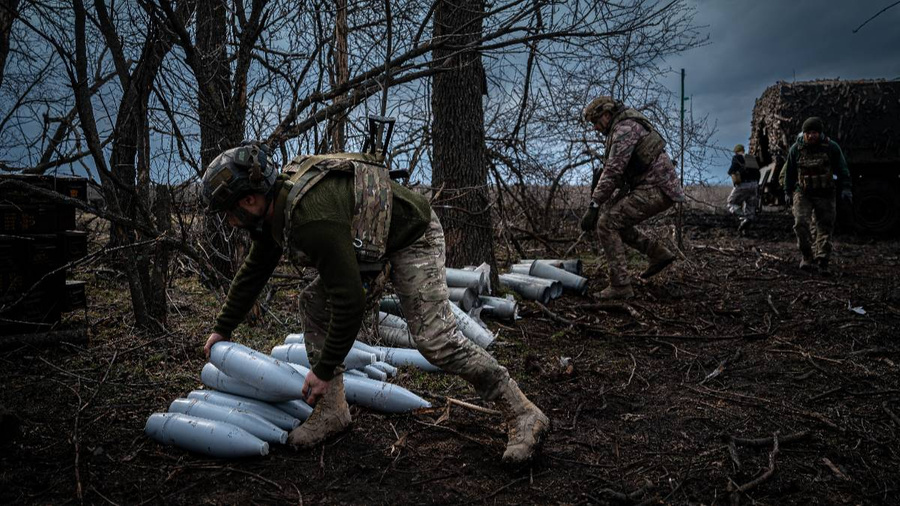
[213,172,432,380]
[780,134,851,194]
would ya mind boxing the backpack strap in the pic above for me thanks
[281,154,393,270]
[605,108,666,177]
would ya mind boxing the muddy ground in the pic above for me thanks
[2,208,900,505]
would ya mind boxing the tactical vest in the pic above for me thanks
[796,142,834,192]
[604,108,667,178]
[732,154,761,185]
[281,153,393,270]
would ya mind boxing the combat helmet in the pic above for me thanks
[201,141,276,214]
[583,96,623,133]
[583,95,625,135]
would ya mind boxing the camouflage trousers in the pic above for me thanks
[300,211,511,401]
[727,182,758,221]
[596,185,674,287]
[792,191,836,262]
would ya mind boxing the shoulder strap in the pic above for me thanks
[280,154,393,267]
[281,156,355,249]
[606,108,666,174]
[609,108,655,135]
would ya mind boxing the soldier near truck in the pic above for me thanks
[750,79,900,235]
[199,141,549,464]
[780,117,852,273]
[580,96,684,300]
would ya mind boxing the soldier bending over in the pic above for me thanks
[200,142,549,463]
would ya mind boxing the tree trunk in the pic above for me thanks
[0,0,17,90]
[196,0,252,279]
[431,0,496,269]
[88,0,187,331]
[149,183,172,324]
[329,0,349,152]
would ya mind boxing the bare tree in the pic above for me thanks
[77,0,193,328]
[329,0,349,151]
[430,0,495,268]
[0,0,710,333]
[158,0,270,279]
[0,0,18,90]
[479,1,709,257]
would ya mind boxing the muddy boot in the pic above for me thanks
[816,257,830,276]
[287,376,351,449]
[738,219,750,235]
[640,244,677,279]
[799,256,817,272]
[494,379,550,465]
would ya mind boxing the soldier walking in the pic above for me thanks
[200,142,549,464]
[580,96,685,299]
[726,144,760,234]
[779,117,852,273]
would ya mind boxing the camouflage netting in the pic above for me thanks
[749,79,900,168]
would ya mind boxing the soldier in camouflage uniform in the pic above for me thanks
[726,144,760,234]
[580,96,685,299]
[779,117,852,273]
[200,143,549,464]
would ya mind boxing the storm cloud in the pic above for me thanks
[663,0,900,182]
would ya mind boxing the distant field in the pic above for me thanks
[684,185,732,213]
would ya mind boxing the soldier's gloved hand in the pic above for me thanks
[580,202,601,232]
[784,191,793,207]
[841,188,853,204]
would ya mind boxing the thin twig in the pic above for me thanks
[852,1,900,32]
[622,353,637,389]
[631,332,767,341]
[729,432,779,500]
[883,401,900,427]
[766,294,781,317]
[475,471,550,502]
[727,439,741,470]
[188,465,284,490]
[731,430,809,448]
[563,231,587,257]
[534,302,577,326]
[446,397,501,416]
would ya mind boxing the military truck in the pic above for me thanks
[749,79,900,234]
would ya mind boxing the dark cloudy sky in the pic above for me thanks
[664,0,900,182]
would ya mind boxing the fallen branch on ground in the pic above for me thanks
[535,302,578,326]
[731,430,810,447]
[728,432,779,505]
[884,401,900,427]
[446,397,501,416]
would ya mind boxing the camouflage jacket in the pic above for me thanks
[780,134,851,194]
[591,119,685,205]
[213,174,432,380]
